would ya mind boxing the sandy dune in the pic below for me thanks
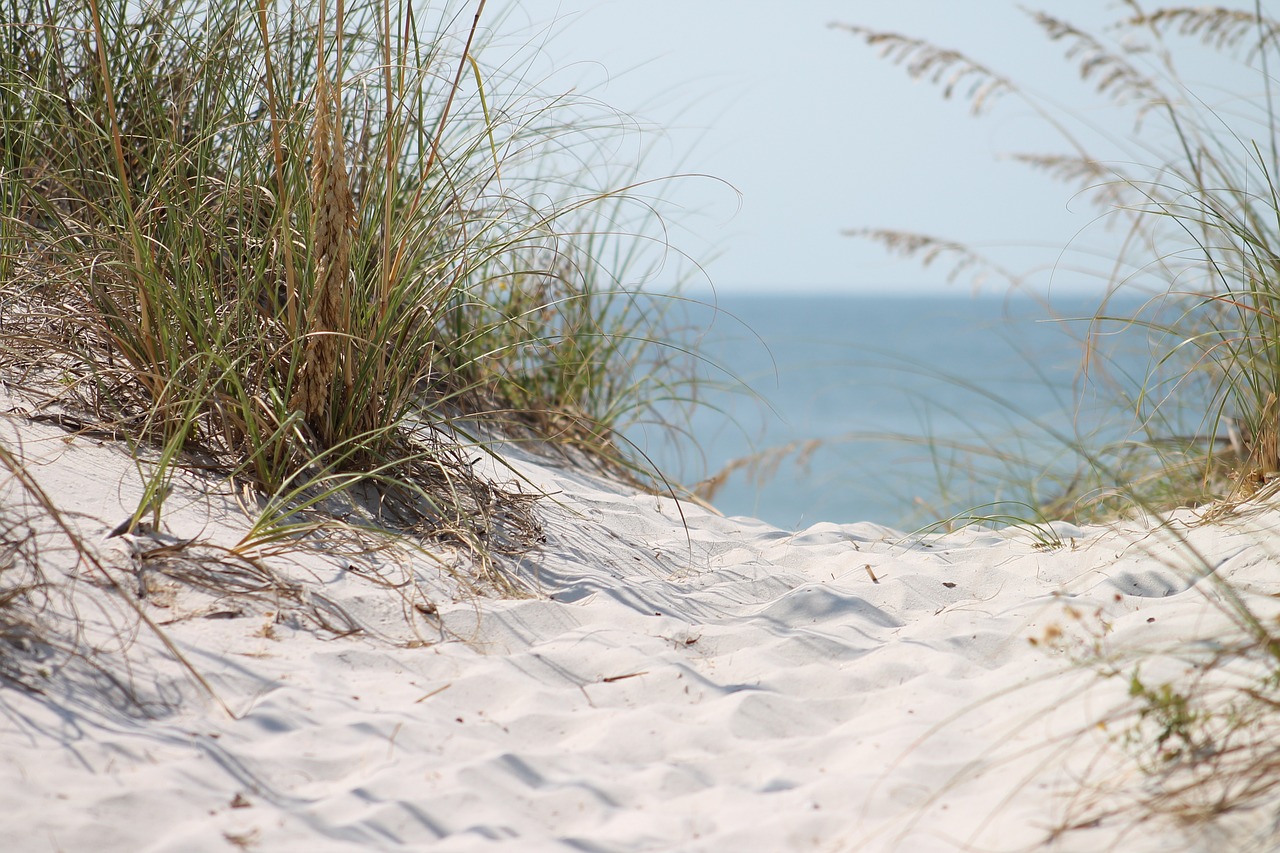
[1,411,1277,852]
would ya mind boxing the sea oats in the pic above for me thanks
[292,69,356,442]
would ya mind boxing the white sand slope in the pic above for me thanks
[1,412,1278,852]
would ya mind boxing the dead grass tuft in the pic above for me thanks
[292,59,358,442]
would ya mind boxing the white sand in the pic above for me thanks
[1,410,1278,852]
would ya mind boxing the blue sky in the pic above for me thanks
[483,1,1265,295]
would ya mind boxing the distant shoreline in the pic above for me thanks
[675,287,1139,301]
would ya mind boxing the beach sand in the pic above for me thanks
[1,409,1277,852]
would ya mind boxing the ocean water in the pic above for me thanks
[626,292,1152,531]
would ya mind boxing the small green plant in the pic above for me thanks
[918,500,1068,549]
[1127,669,1205,765]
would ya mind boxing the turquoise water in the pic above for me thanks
[626,292,1152,531]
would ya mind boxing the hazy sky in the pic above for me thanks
[482,1,1265,295]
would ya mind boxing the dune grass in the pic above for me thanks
[836,4,1280,520]
[835,2,1280,844]
[0,0,696,590]
[0,0,707,709]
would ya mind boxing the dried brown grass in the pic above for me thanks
[291,64,358,444]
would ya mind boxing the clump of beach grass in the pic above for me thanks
[0,0,705,715]
[0,0,695,590]
[834,2,1280,845]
